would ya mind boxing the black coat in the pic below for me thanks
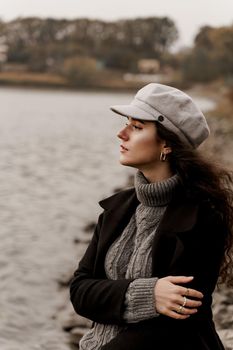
[70,185,226,350]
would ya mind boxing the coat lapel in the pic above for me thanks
[99,188,139,246]
[97,186,199,277]
[156,198,199,235]
[95,188,139,275]
[151,193,199,276]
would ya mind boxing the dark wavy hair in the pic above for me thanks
[155,121,233,287]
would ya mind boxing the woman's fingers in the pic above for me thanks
[162,300,200,320]
[178,296,202,308]
[164,304,198,319]
[166,275,194,284]
[167,310,190,320]
[180,286,203,299]
[166,276,204,299]
[154,276,204,319]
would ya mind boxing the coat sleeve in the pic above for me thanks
[167,203,226,304]
[69,212,133,325]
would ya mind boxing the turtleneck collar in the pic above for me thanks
[134,171,180,207]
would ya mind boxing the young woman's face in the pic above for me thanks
[117,117,165,171]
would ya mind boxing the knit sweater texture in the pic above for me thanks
[79,171,179,350]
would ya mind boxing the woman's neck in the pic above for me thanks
[138,164,174,183]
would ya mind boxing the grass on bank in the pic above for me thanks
[0,70,144,91]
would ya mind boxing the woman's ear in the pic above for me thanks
[161,143,172,155]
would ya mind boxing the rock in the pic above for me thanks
[56,268,74,287]
[59,307,92,332]
[83,221,96,233]
[213,286,233,348]
[217,329,233,350]
[73,232,92,244]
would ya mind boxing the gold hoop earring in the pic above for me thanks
[160,152,167,162]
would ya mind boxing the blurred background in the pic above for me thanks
[0,1,232,349]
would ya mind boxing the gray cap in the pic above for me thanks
[110,83,210,148]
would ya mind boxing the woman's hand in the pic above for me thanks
[154,276,203,320]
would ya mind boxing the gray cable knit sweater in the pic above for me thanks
[79,171,179,350]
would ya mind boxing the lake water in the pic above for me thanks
[0,87,215,350]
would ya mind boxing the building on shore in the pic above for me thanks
[0,36,8,63]
[137,58,160,74]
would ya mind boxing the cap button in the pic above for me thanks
[158,115,164,122]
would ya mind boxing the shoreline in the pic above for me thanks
[0,74,231,103]
[0,71,146,93]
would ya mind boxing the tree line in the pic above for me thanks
[180,25,233,83]
[1,17,177,71]
[0,17,232,85]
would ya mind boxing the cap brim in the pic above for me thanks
[110,104,155,121]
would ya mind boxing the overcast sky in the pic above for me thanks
[1,0,232,49]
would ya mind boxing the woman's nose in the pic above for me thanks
[117,126,129,140]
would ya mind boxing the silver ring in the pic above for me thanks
[182,296,187,307]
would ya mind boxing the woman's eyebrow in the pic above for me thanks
[131,118,145,124]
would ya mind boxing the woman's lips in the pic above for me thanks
[120,145,128,152]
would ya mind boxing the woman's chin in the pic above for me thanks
[119,158,136,168]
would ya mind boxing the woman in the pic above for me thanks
[70,83,233,349]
